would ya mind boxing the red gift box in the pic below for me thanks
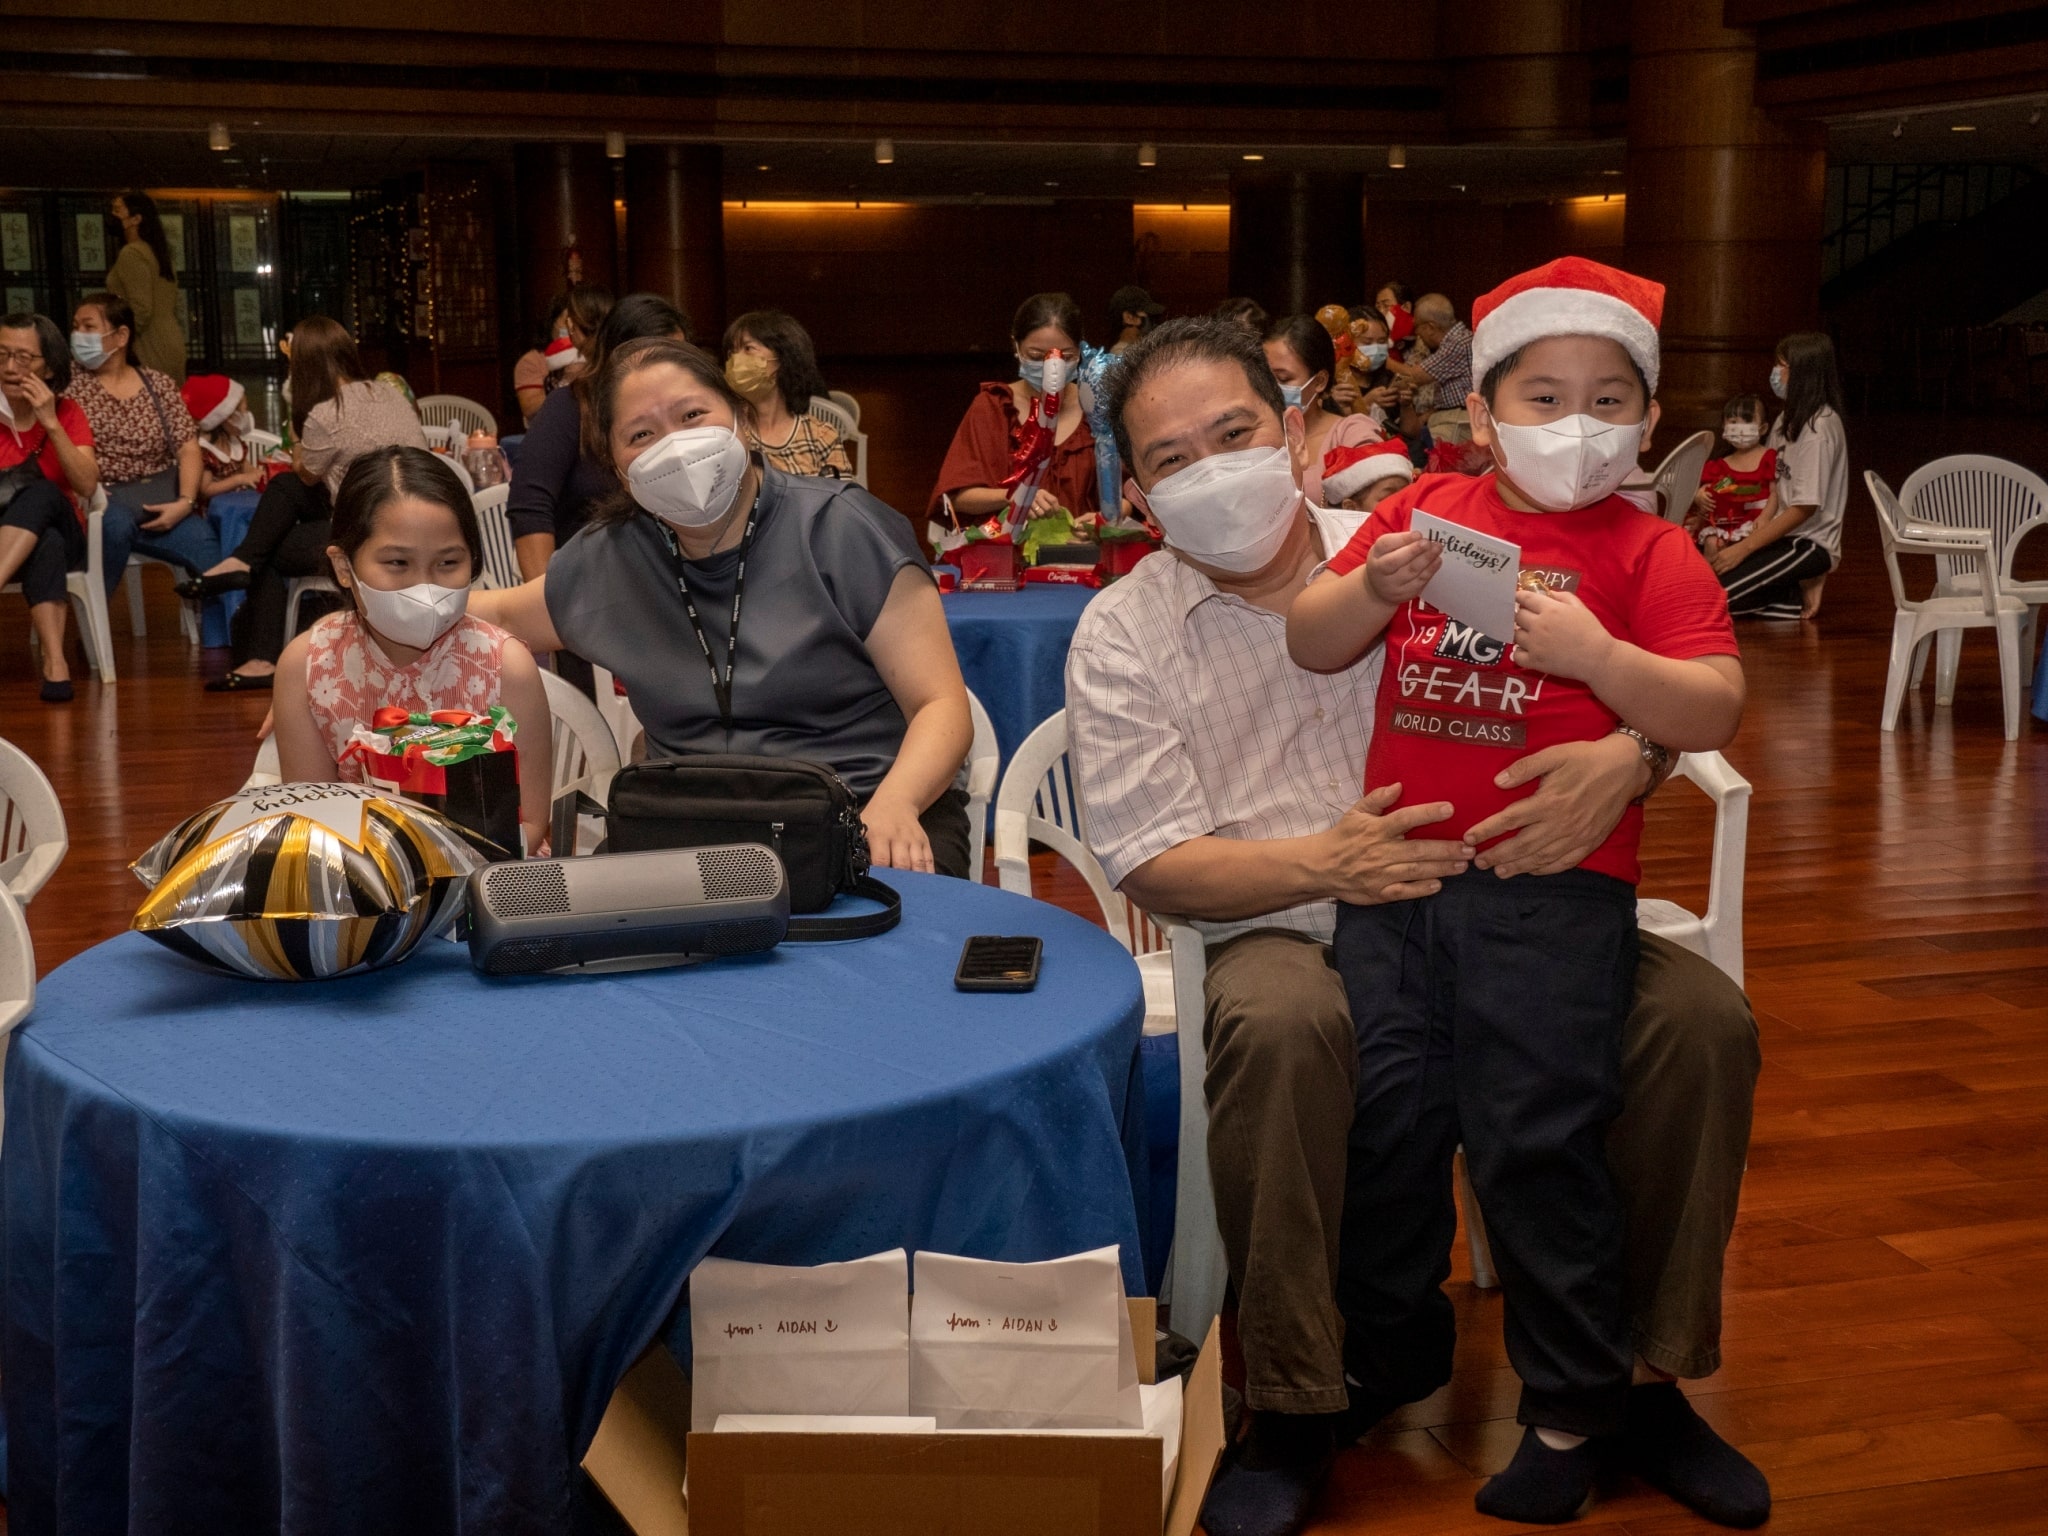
[959,540,1019,590]
[1097,534,1161,581]
[1021,564,1101,588]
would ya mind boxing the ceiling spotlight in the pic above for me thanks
[1138,141,1157,168]
[208,121,232,152]
[874,138,895,165]
[1388,144,1407,169]
[1951,124,1978,133]
[1242,152,1264,162]
[755,163,771,172]
[605,130,626,159]
[1892,119,1905,138]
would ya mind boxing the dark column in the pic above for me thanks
[1441,0,1591,142]
[625,144,725,345]
[1228,171,1365,318]
[1624,1,1827,428]
[513,142,617,333]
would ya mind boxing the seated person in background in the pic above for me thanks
[929,292,1098,531]
[1262,314,1381,504]
[513,284,612,427]
[508,292,691,583]
[722,309,854,480]
[1384,292,1474,446]
[1375,281,1416,354]
[0,310,99,702]
[273,445,552,855]
[182,374,264,504]
[1689,394,1776,557]
[1319,438,1413,515]
[190,316,429,693]
[1108,284,1165,355]
[1713,333,1847,621]
[1071,313,1766,1536]
[1289,258,1754,1527]
[1213,295,1270,336]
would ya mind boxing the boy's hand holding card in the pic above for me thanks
[1511,586,1616,681]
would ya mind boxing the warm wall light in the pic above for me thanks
[1138,142,1157,168]
[1135,203,1229,214]
[1388,144,1407,169]
[208,122,232,152]
[1950,124,1978,133]
[605,131,626,159]
[1241,152,1264,162]
[722,200,911,212]
[874,138,895,164]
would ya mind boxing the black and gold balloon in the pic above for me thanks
[131,783,504,981]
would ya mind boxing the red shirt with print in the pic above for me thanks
[0,398,95,525]
[1697,449,1777,535]
[1326,472,1738,884]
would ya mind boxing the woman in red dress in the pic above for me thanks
[928,292,1098,530]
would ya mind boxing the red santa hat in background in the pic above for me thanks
[544,335,582,372]
[1322,438,1415,504]
[1469,255,1665,396]
[180,373,245,433]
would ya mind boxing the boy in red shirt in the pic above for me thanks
[1287,259,1752,1525]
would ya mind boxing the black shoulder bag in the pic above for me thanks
[603,507,901,941]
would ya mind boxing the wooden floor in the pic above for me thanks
[6,410,2048,1533]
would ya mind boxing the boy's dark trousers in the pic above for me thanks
[1331,867,1638,1438]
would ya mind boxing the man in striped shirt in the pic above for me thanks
[1072,318,1762,1536]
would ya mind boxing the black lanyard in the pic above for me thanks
[662,502,760,730]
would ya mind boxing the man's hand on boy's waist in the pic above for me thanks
[1464,733,1649,878]
[1315,784,1473,906]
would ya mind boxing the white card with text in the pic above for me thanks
[1411,510,1522,643]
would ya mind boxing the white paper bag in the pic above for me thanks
[689,1248,910,1432]
[909,1246,1142,1430]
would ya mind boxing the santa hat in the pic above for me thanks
[1470,255,1664,395]
[544,336,582,372]
[1322,438,1415,503]
[180,374,244,433]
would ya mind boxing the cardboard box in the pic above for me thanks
[584,1298,1225,1536]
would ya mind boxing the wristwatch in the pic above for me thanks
[1614,725,1673,803]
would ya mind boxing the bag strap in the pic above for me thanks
[781,874,900,942]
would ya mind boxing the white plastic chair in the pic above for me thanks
[239,735,281,792]
[0,885,35,1140]
[472,484,520,591]
[5,487,118,682]
[827,389,861,426]
[589,665,644,763]
[1870,469,2025,741]
[243,428,283,461]
[805,395,869,489]
[540,668,620,856]
[1633,751,1752,988]
[419,423,459,453]
[965,690,999,883]
[284,574,341,644]
[0,735,67,904]
[1900,455,2048,686]
[416,395,497,439]
[1648,430,1716,525]
[993,710,1223,1337]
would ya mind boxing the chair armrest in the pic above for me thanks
[993,805,1033,896]
[966,757,999,802]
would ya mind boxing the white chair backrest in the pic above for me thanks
[442,452,475,493]
[1649,431,1715,524]
[472,484,520,591]
[0,736,67,904]
[994,711,1164,955]
[416,395,497,439]
[243,428,283,460]
[420,423,459,452]
[1667,750,1751,985]
[0,885,32,1038]
[540,669,622,855]
[1901,454,2048,590]
[965,690,999,883]
[827,389,861,426]
[805,396,870,489]
[241,735,281,792]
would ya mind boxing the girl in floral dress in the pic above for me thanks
[272,444,554,853]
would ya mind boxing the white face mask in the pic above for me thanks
[1723,421,1760,449]
[1487,412,1647,512]
[626,426,749,529]
[1142,444,1302,574]
[348,565,470,650]
[228,408,253,438]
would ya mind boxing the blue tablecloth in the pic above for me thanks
[3,873,1145,1534]
[202,487,260,646]
[943,584,1098,767]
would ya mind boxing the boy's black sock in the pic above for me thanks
[1474,1425,1599,1524]
[1616,1381,1771,1528]
[1199,1410,1340,1536]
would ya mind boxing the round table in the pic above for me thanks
[942,584,1099,767]
[3,872,1145,1534]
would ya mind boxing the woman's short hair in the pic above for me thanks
[1211,296,1270,335]
[1377,281,1412,306]
[117,190,176,283]
[0,312,70,394]
[582,293,694,383]
[1011,292,1085,350]
[329,445,483,575]
[77,290,138,368]
[1264,313,1337,388]
[582,336,746,525]
[284,315,368,438]
[1104,315,1288,470]
[722,308,832,416]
